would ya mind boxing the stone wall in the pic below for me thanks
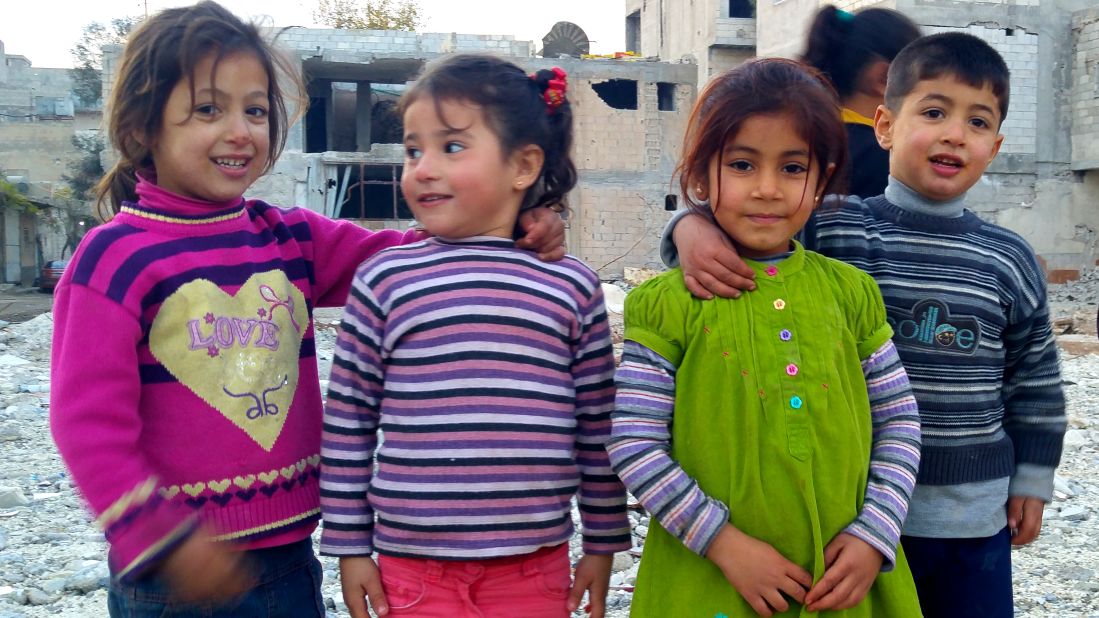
[1071,8,1099,168]
[0,119,101,187]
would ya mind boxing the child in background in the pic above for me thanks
[802,5,920,199]
[319,54,631,618]
[608,58,922,617]
[668,34,1067,617]
[48,3,564,616]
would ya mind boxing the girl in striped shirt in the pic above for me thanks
[319,54,631,618]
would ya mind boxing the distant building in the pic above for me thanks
[627,0,1099,280]
[105,29,696,277]
[0,40,95,285]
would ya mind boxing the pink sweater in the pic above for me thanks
[50,180,418,580]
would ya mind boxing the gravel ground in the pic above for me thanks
[1,281,1098,617]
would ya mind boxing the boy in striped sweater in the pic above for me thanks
[666,33,1066,617]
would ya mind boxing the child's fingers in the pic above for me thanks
[804,563,847,606]
[778,574,808,604]
[1012,498,1044,545]
[786,563,813,590]
[342,585,370,618]
[586,592,606,618]
[743,593,775,618]
[566,573,589,613]
[364,581,389,617]
[537,245,567,262]
[761,586,790,614]
[822,537,843,567]
[805,575,853,612]
[1006,496,1024,534]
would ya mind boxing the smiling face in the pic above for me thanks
[875,76,1004,202]
[149,51,271,204]
[701,113,830,259]
[400,97,542,240]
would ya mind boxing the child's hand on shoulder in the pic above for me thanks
[160,528,254,603]
[516,206,566,261]
[1008,495,1046,546]
[804,532,883,612]
[568,553,613,618]
[339,556,388,618]
[673,212,756,300]
[705,524,811,617]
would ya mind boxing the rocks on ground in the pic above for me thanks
[3,278,1099,617]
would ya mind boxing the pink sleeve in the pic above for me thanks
[49,282,195,580]
[303,212,424,308]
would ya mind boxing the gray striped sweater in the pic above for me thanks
[804,179,1066,536]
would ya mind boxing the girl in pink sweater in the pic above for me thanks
[48,2,563,616]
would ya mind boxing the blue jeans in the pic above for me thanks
[901,527,1014,618]
[107,538,325,618]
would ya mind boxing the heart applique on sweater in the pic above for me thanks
[149,271,308,451]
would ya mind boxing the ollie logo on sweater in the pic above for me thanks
[887,298,981,355]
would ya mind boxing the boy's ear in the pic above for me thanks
[873,104,895,150]
[988,132,1005,165]
[511,144,545,191]
[816,162,837,203]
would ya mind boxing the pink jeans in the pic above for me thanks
[376,544,571,618]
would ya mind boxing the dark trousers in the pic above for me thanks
[901,527,1014,618]
[107,538,325,618]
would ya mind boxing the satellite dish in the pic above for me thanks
[541,21,590,58]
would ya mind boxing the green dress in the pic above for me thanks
[624,244,921,617]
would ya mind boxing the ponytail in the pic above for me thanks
[94,163,140,221]
[802,5,920,99]
[527,68,577,211]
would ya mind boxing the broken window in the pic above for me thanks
[331,163,412,220]
[593,79,638,110]
[729,0,754,18]
[626,11,641,54]
[302,76,407,153]
[657,83,676,111]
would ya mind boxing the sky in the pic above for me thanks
[2,0,626,69]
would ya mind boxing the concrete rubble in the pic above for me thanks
[1,281,1098,617]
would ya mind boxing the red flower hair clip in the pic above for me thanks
[533,67,568,114]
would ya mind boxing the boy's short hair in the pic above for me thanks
[885,32,1010,125]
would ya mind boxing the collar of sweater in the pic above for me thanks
[430,236,518,249]
[872,176,983,234]
[117,175,247,229]
[743,240,806,276]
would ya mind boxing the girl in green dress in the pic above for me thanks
[607,58,923,617]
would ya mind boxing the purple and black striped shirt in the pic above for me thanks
[319,236,631,560]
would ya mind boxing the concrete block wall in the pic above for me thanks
[922,24,1039,156]
[273,28,532,59]
[827,0,897,12]
[1071,8,1099,167]
[0,118,101,186]
[573,179,674,274]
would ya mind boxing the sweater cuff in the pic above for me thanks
[319,527,375,557]
[687,499,730,557]
[110,510,198,582]
[1009,463,1056,502]
[843,522,897,572]
[660,209,693,268]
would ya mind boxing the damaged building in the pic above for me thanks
[626,0,1099,280]
[103,29,696,278]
